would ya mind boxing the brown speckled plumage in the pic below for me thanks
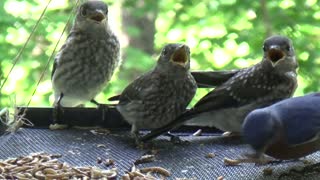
[114,44,197,139]
[52,1,120,107]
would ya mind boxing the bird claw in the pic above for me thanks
[51,93,68,129]
[170,136,188,144]
[135,135,152,149]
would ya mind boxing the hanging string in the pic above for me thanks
[23,0,81,112]
[0,0,53,93]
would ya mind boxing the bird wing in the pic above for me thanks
[117,71,158,105]
[51,40,69,80]
[140,67,275,142]
[192,68,274,114]
[140,64,295,142]
[51,32,78,80]
[51,58,58,80]
[191,69,240,88]
[276,93,320,146]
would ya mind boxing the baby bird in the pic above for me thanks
[51,1,120,126]
[52,1,120,107]
[110,44,197,142]
[141,35,298,142]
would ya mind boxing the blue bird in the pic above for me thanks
[240,92,320,163]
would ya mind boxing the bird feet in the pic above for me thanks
[165,132,188,144]
[51,101,68,130]
[132,132,149,149]
[51,93,68,130]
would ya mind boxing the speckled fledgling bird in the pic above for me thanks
[241,93,320,163]
[109,43,197,141]
[141,35,298,142]
[51,1,120,121]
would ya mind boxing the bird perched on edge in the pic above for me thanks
[109,43,197,142]
[140,35,298,142]
[51,1,120,125]
[239,92,320,163]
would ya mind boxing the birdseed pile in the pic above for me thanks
[0,152,117,179]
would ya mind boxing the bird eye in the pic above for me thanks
[262,45,267,51]
[80,7,87,16]
[285,45,291,51]
[162,48,169,56]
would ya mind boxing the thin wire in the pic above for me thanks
[0,0,53,93]
[24,0,80,112]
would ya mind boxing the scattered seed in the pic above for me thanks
[193,129,202,136]
[140,166,171,177]
[121,174,130,180]
[49,124,68,130]
[134,154,156,165]
[223,158,240,166]
[129,171,145,178]
[97,144,107,148]
[217,176,224,180]
[90,129,110,135]
[205,153,216,158]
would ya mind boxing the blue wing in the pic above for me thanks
[273,93,320,145]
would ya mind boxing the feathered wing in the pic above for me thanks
[191,68,276,114]
[51,33,73,80]
[276,93,320,146]
[140,66,287,141]
[117,71,158,105]
[191,69,240,88]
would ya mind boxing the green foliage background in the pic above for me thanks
[0,0,320,107]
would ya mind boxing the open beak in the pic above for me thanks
[88,10,106,23]
[267,45,285,67]
[171,45,189,66]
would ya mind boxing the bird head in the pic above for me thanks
[263,35,298,72]
[75,1,109,30]
[242,108,280,154]
[158,44,191,69]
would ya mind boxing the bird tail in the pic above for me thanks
[191,69,239,88]
[139,109,197,142]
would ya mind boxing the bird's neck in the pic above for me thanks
[155,63,189,78]
[72,25,113,39]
